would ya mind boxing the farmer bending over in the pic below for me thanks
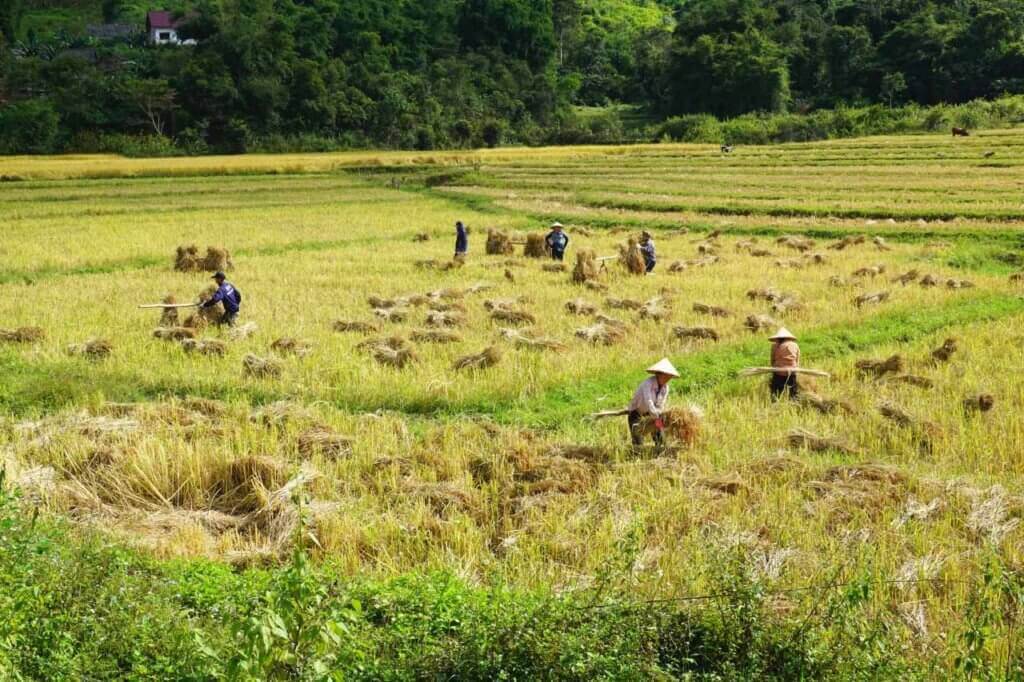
[769,327,800,400]
[545,222,569,261]
[454,220,468,258]
[628,358,679,448]
[640,231,656,273]
[202,271,242,327]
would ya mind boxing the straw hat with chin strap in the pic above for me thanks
[769,327,797,341]
[646,358,680,378]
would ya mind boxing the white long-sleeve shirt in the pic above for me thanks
[628,376,669,416]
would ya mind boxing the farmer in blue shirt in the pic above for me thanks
[545,222,569,261]
[454,220,468,257]
[202,271,242,326]
[640,231,656,273]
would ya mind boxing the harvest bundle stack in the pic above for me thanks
[453,345,502,371]
[745,314,778,332]
[410,329,462,344]
[360,336,417,368]
[153,327,197,341]
[175,245,234,273]
[486,229,515,255]
[67,338,113,360]
[270,338,313,358]
[618,238,646,275]
[524,233,547,258]
[575,316,627,345]
[296,426,352,460]
[0,327,45,343]
[498,328,566,351]
[242,354,283,379]
[930,338,957,363]
[855,354,903,377]
[673,326,719,341]
[638,296,670,321]
[183,285,222,329]
[565,298,597,315]
[333,320,379,334]
[158,295,179,327]
[181,338,227,356]
[639,406,703,446]
[572,249,600,284]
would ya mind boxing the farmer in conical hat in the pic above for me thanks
[545,221,569,261]
[768,327,800,400]
[628,358,679,447]
[201,271,242,327]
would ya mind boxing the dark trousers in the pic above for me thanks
[218,310,238,327]
[551,249,565,261]
[645,258,656,273]
[628,410,663,447]
[770,373,798,400]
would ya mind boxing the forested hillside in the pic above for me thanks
[1,0,1024,154]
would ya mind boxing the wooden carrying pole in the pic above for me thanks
[738,367,831,378]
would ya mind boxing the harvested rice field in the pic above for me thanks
[5,129,1024,676]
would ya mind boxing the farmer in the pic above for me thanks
[202,271,242,327]
[768,328,800,400]
[639,231,656,273]
[545,222,569,261]
[628,358,679,448]
[454,220,468,258]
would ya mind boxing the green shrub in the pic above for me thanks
[0,99,59,154]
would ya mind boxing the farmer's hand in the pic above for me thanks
[654,418,665,431]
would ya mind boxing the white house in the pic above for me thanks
[147,11,193,45]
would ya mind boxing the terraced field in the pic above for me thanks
[4,129,1024,675]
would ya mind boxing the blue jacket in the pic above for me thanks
[204,281,241,314]
[545,230,569,252]
[640,240,656,263]
[455,225,468,254]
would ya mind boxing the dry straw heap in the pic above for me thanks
[572,249,600,284]
[485,229,515,255]
[0,327,45,343]
[242,354,283,379]
[67,338,113,360]
[524,233,547,258]
[453,345,502,371]
[618,238,646,275]
[175,245,234,273]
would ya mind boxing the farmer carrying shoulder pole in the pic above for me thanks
[769,327,800,400]
[545,222,569,261]
[202,271,242,327]
[628,358,679,448]
[454,220,468,258]
[639,231,656,273]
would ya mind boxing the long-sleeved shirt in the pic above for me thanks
[203,281,241,314]
[628,376,669,416]
[771,340,800,375]
[455,225,468,254]
[545,230,569,252]
[640,240,656,263]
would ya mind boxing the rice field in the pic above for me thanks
[4,129,1024,671]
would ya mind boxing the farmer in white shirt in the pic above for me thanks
[628,358,679,447]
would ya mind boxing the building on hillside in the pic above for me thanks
[146,11,194,45]
[85,23,139,41]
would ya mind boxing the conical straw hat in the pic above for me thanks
[550,221,564,228]
[769,327,797,341]
[646,358,680,377]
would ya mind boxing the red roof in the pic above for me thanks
[146,11,177,30]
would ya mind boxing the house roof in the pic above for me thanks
[146,11,178,30]
[86,23,138,39]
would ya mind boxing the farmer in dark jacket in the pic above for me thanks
[640,231,656,273]
[202,271,241,326]
[454,221,468,257]
[545,222,569,261]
